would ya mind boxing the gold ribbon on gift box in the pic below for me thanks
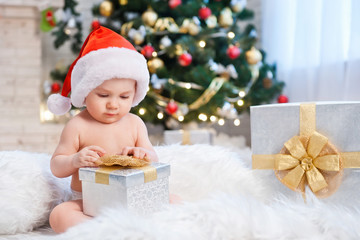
[252,103,360,198]
[95,165,157,185]
[182,130,191,145]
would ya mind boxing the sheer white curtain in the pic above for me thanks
[261,0,360,102]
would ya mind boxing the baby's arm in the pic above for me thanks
[120,115,158,162]
[50,119,106,178]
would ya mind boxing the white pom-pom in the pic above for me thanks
[47,94,72,115]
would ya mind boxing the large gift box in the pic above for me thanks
[251,102,360,198]
[164,129,214,145]
[79,162,170,216]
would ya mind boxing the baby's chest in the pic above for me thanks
[80,126,136,154]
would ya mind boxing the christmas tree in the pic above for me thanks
[50,0,285,128]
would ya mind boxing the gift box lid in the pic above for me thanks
[250,101,360,155]
[79,162,170,187]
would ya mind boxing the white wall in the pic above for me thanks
[0,1,64,153]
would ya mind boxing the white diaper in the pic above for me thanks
[71,189,83,200]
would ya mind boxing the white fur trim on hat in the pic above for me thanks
[71,47,149,108]
[47,93,72,115]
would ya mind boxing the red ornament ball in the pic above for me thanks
[91,20,101,30]
[198,7,212,20]
[178,53,192,66]
[169,0,182,9]
[166,101,178,115]
[227,46,241,59]
[51,82,61,93]
[141,45,155,59]
[277,94,289,103]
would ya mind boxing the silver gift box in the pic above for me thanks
[164,129,214,145]
[251,101,360,155]
[79,162,170,216]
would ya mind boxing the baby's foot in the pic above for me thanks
[169,194,182,204]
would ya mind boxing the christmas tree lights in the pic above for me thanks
[49,0,285,128]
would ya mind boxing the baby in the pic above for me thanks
[47,26,158,233]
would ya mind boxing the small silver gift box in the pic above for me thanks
[164,129,214,145]
[79,162,170,216]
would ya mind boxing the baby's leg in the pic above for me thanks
[49,199,91,233]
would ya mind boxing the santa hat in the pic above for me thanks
[47,26,149,115]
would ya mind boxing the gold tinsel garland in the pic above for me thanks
[149,76,227,115]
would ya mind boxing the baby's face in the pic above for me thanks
[85,78,136,124]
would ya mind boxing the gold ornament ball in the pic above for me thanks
[147,58,164,74]
[99,1,113,17]
[206,15,217,28]
[119,0,128,5]
[245,47,262,65]
[219,8,234,28]
[175,44,184,56]
[133,32,145,45]
[231,2,244,13]
[142,8,158,27]
[262,77,273,89]
[188,22,200,35]
[179,19,190,33]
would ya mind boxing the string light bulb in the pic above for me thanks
[218,118,225,126]
[152,51,158,57]
[139,108,146,115]
[237,99,244,106]
[64,29,71,35]
[198,113,207,121]
[185,83,191,89]
[239,90,246,98]
[43,110,54,121]
[227,31,235,39]
[210,115,217,122]
[178,115,184,121]
[40,103,54,122]
[199,40,206,48]
[234,119,241,126]
[157,112,164,119]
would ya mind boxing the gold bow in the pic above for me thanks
[275,132,339,193]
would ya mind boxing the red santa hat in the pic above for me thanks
[47,26,149,115]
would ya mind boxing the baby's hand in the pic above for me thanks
[72,145,106,168]
[119,147,151,162]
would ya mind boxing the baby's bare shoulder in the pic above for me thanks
[64,111,89,131]
[124,113,145,125]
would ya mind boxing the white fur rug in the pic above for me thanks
[1,145,360,239]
